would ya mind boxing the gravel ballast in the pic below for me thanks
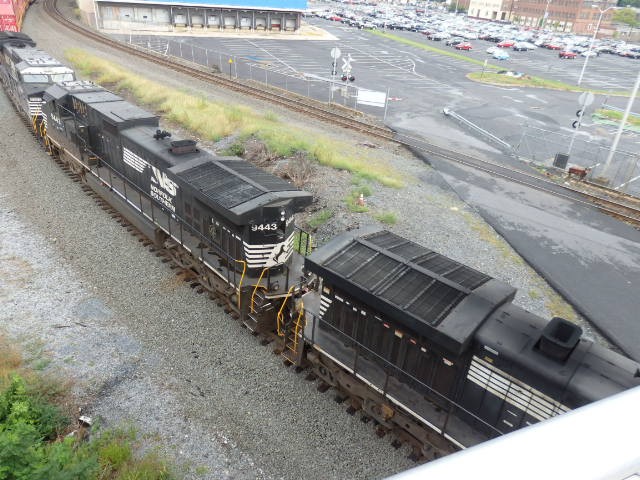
[0,6,605,479]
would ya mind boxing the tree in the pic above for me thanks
[617,0,640,8]
[614,7,638,24]
[613,7,639,36]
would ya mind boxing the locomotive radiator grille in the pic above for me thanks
[467,356,570,423]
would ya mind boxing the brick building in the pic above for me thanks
[468,0,617,36]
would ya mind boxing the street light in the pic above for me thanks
[541,0,551,31]
[577,4,614,86]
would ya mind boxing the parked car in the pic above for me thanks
[559,50,577,59]
[486,46,499,54]
[455,42,473,50]
[619,50,640,59]
[581,50,598,57]
[446,37,464,46]
[513,42,536,51]
[546,43,564,50]
[493,50,510,60]
[497,39,515,48]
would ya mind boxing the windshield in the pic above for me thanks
[22,74,49,83]
[51,73,75,82]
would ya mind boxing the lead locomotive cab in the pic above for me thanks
[0,38,75,119]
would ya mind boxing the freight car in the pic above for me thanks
[0,31,74,119]
[301,228,640,457]
[3,33,640,463]
[0,0,30,32]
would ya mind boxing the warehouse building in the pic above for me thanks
[90,0,306,32]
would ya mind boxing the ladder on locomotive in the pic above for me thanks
[281,306,305,366]
[245,288,275,333]
[278,293,305,366]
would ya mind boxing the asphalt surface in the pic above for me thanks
[105,18,640,359]
[425,155,640,360]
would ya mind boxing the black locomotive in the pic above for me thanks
[41,79,313,331]
[0,31,74,120]
[3,32,639,462]
[302,228,640,454]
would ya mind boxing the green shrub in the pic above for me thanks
[307,209,333,229]
[221,143,245,157]
[374,212,397,225]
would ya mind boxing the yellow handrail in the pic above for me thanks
[277,285,296,337]
[234,259,246,309]
[292,302,305,352]
[32,115,37,131]
[250,267,269,313]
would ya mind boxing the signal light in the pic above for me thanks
[341,75,348,81]
[349,75,355,82]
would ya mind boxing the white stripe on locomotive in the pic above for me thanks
[466,356,570,423]
[243,231,295,268]
[122,147,148,173]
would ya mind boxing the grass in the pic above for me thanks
[468,72,592,91]
[374,211,397,225]
[346,187,372,213]
[0,335,22,384]
[64,49,405,189]
[220,143,245,156]
[368,31,630,95]
[0,334,175,480]
[594,108,640,127]
[307,209,334,229]
[370,30,501,70]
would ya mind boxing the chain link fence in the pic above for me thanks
[514,124,640,195]
[121,34,639,196]
[122,34,386,115]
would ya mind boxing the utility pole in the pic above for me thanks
[541,0,551,30]
[601,69,640,179]
[577,5,614,86]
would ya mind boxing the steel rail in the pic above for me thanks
[43,0,640,227]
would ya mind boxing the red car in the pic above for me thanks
[547,43,563,50]
[559,51,577,59]
[455,42,473,51]
[497,40,515,48]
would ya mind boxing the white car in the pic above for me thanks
[486,46,498,54]
[581,50,598,57]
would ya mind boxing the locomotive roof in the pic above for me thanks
[476,304,640,404]
[121,126,312,220]
[45,81,110,99]
[174,157,311,210]
[89,99,158,125]
[0,32,35,48]
[10,47,66,68]
[306,228,517,354]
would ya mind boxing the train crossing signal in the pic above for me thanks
[573,109,583,129]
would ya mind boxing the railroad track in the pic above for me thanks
[42,0,640,227]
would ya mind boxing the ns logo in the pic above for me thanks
[150,166,178,196]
